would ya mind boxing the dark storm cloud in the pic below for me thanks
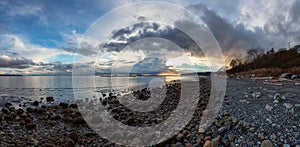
[0,55,33,69]
[290,0,300,23]
[190,2,300,52]
[262,0,300,48]
[189,4,271,52]
[104,22,204,57]
[62,1,300,74]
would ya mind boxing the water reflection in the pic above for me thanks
[164,76,181,83]
[0,75,202,102]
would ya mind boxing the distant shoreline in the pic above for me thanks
[0,72,212,77]
[0,74,23,76]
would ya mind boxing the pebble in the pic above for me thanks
[25,123,36,129]
[228,134,235,141]
[211,136,220,147]
[199,127,205,134]
[218,127,226,134]
[261,139,272,147]
[176,133,184,141]
[203,140,211,147]
[68,131,78,142]
[32,101,39,107]
[265,104,273,112]
[248,127,255,133]
[66,138,75,146]
[258,133,264,139]
[0,78,299,146]
[283,103,293,109]
[266,118,272,123]
[204,136,211,141]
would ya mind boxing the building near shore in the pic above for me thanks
[294,45,300,53]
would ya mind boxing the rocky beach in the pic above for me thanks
[0,77,300,147]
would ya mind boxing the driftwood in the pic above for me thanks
[263,81,283,86]
[251,77,273,80]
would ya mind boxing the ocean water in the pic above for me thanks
[0,76,198,105]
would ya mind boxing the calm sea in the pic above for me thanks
[0,76,198,105]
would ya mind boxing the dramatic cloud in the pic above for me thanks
[98,22,202,56]
[0,34,72,63]
[187,1,300,63]
[0,55,33,69]
[189,4,269,52]
[1,0,300,74]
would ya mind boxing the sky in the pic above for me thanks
[0,0,299,75]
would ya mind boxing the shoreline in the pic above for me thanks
[0,77,300,146]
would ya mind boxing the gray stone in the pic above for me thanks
[265,104,273,112]
[130,138,143,146]
[239,99,247,103]
[261,139,272,147]
[283,103,293,109]
[252,92,262,98]
[293,104,300,116]
[266,118,272,123]
[199,127,205,134]
[211,136,220,147]
[248,127,255,133]
[218,127,226,134]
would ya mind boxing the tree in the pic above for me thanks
[230,58,242,68]
[247,48,264,60]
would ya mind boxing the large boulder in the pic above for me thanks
[1,107,10,114]
[46,97,54,102]
[32,101,39,107]
[4,102,12,108]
